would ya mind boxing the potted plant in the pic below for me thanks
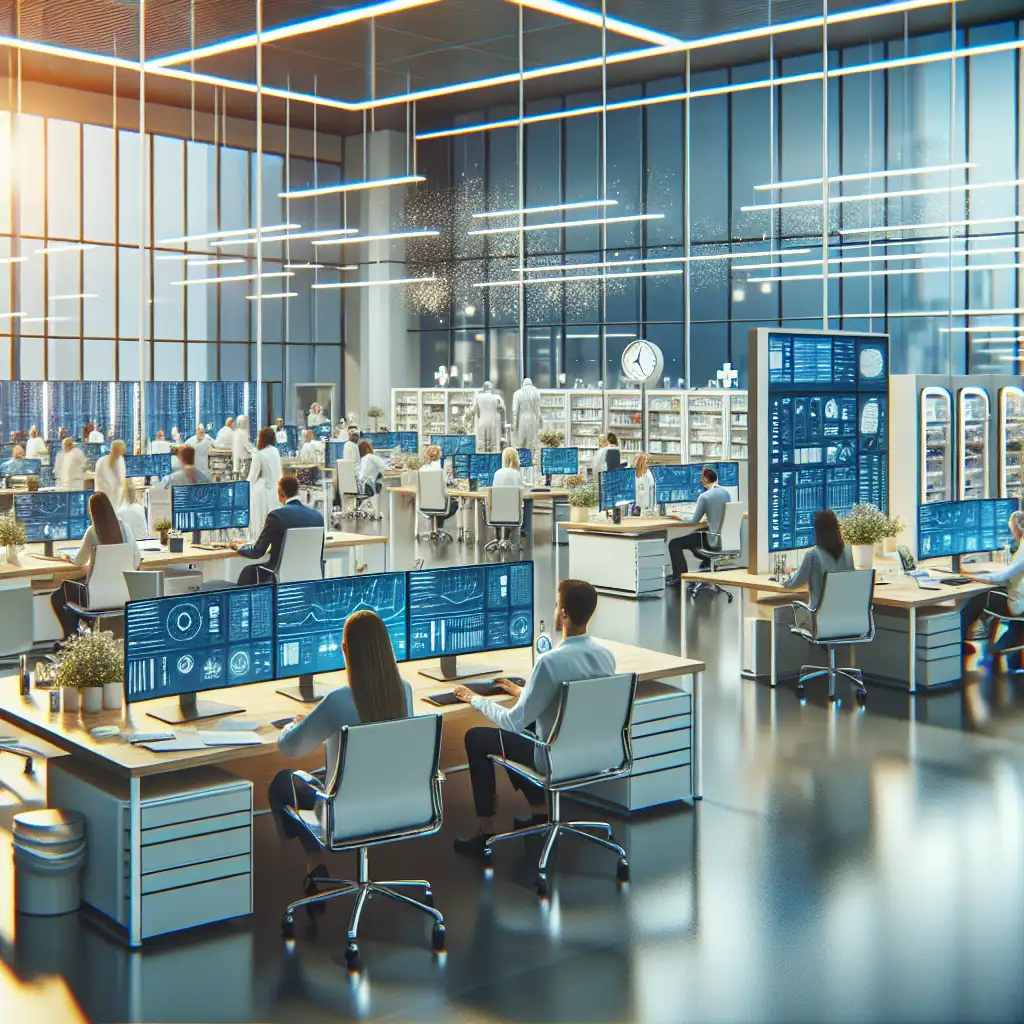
[539,428,565,448]
[881,512,906,557]
[567,479,597,523]
[366,406,384,431]
[54,628,124,713]
[838,504,889,570]
[400,450,423,486]
[154,517,172,547]
[0,513,26,566]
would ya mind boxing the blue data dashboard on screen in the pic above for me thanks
[599,468,637,510]
[324,441,348,466]
[454,452,501,483]
[767,332,888,552]
[313,424,333,441]
[917,499,1017,559]
[123,454,172,478]
[1,458,41,476]
[171,481,250,532]
[363,431,418,452]
[651,464,702,503]
[541,447,578,475]
[124,587,275,703]
[431,435,476,457]
[276,572,409,675]
[50,442,108,467]
[407,562,534,659]
[14,492,90,542]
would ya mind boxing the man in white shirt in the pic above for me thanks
[298,429,321,463]
[214,418,235,448]
[25,427,47,462]
[87,424,105,443]
[342,427,360,464]
[55,437,88,491]
[275,418,289,445]
[185,423,216,477]
[452,578,616,857]
[94,440,127,510]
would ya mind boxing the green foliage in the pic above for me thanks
[0,514,26,547]
[54,629,124,690]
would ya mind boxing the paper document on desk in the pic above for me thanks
[206,719,261,731]
[138,736,207,752]
[195,730,263,747]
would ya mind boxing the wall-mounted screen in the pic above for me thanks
[599,468,637,511]
[14,492,90,543]
[1,458,41,476]
[541,447,578,475]
[362,431,418,452]
[172,481,250,533]
[917,498,1018,559]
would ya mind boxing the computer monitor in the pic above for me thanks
[123,453,172,479]
[276,442,295,459]
[431,434,476,457]
[517,448,532,468]
[281,425,300,452]
[408,561,534,680]
[706,461,740,490]
[324,440,349,467]
[541,447,579,476]
[275,572,409,702]
[651,464,703,504]
[454,452,502,484]
[171,481,250,536]
[362,431,417,452]
[1,458,41,477]
[313,424,333,441]
[124,585,275,723]
[599,467,636,511]
[0,442,19,459]
[917,498,1018,562]
[14,491,90,552]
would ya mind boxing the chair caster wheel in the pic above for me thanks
[855,689,867,708]
[534,873,549,897]
[829,695,842,706]
[423,889,434,907]
[616,858,630,883]
[281,914,295,940]
[344,943,361,971]
[432,923,446,952]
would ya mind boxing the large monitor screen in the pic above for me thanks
[14,491,91,543]
[599,467,637,511]
[171,481,250,532]
[324,441,349,467]
[124,586,275,704]
[407,561,534,659]
[917,498,1018,559]
[1,458,41,476]
[766,331,888,552]
[276,572,409,676]
[541,447,579,475]
[517,448,532,468]
[651,464,703,503]
[707,461,740,488]
[123,454,172,478]
[454,452,502,484]
[362,431,418,452]
[50,442,109,468]
[431,434,476,457]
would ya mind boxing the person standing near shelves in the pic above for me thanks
[590,434,609,476]
[633,453,656,515]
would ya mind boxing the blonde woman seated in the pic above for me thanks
[118,478,149,542]
[493,447,530,490]
[419,444,458,522]
[633,453,656,515]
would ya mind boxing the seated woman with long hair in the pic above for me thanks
[783,508,854,609]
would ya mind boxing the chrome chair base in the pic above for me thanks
[797,649,866,707]
[0,742,38,776]
[484,527,519,554]
[417,515,453,543]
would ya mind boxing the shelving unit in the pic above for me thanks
[999,385,1024,498]
[445,389,475,434]
[728,392,748,460]
[958,386,990,500]
[568,390,604,466]
[920,386,953,503]
[645,390,683,458]
[392,389,421,434]
[539,390,569,442]
[605,389,644,457]
[685,390,728,460]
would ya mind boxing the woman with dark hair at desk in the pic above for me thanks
[782,508,854,609]
[50,492,140,641]
[961,510,1024,652]
[268,610,413,879]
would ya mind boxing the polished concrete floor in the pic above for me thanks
[2,512,1024,1022]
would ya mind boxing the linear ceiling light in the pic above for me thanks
[215,228,360,246]
[312,230,441,246]
[939,326,1023,333]
[737,246,1024,271]
[0,312,25,318]
[280,175,425,199]
[311,277,437,290]
[755,162,977,190]
[741,178,1024,212]
[477,268,687,288]
[246,293,298,300]
[509,0,684,47]
[747,263,1023,283]
[840,214,1024,236]
[0,34,137,70]
[187,258,246,267]
[21,316,69,324]
[469,213,663,236]
[0,257,27,265]
[48,293,98,301]
[474,199,618,219]
[514,247,813,276]
[35,244,95,255]
[159,224,299,245]
[172,272,295,287]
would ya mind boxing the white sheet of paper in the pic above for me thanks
[207,719,261,731]
[196,731,263,747]
[139,737,208,752]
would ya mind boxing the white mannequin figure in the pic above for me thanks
[472,382,505,452]
[512,377,542,451]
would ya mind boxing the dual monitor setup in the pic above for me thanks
[319,432,419,466]
[599,462,741,512]
[124,560,535,723]
[917,498,1019,563]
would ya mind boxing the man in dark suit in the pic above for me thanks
[229,475,324,586]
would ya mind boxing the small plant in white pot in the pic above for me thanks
[55,628,124,714]
[881,513,906,557]
[0,513,26,566]
[567,477,597,523]
[838,504,889,569]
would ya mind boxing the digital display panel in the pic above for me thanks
[362,431,418,452]
[313,424,333,441]
[917,499,1018,559]
[276,572,409,675]
[599,467,637,511]
[280,425,300,452]
[14,492,90,543]
[1,458,41,476]
[767,332,888,552]
[0,443,20,459]
[651,464,703,504]
[707,461,740,488]
[124,586,275,703]
[454,452,502,484]
[171,481,250,532]
[541,447,579,475]
[51,442,109,468]
[517,448,532,468]
[123,454,172,478]
[430,434,476,457]
[276,442,295,458]
[324,441,350,467]
[407,561,533,659]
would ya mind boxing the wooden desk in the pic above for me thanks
[0,638,702,947]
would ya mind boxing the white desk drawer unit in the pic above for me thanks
[568,531,667,597]
[579,680,694,813]
[48,759,253,942]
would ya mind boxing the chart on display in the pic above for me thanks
[917,498,1018,559]
[651,464,703,504]
[517,449,533,467]
[123,454,172,478]
[171,481,250,532]
[14,492,91,543]
[1,458,41,476]
[124,586,275,702]
[407,562,534,659]
[431,434,476,457]
[276,573,409,675]
[541,447,579,475]
[362,431,418,452]
[766,332,888,552]
[599,468,637,510]
[454,452,501,484]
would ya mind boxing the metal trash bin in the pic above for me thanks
[12,809,86,916]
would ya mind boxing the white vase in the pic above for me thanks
[852,544,875,570]
[82,687,103,714]
[5,544,19,566]
[102,681,122,711]
[569,505,592,523]
[62,688,81,713]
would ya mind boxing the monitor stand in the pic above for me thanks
[277,673,331,703]
[952,554,962,574]
[147,693,243,724]
[419,654,501,682]
[192,530,202,546]
[545,474,552,487]
[43,540,54,557]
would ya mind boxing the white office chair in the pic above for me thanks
[789,569,875,707]
[416,470,453,543]
[978,591,1024,668]
[256,526,325,585]
[690,502,746,602]
[335,460,377,521]
[280,715,446,971]
[65,543,136,632]
[484,486,524,554]
[484,673,638,897]
[147,487,172,535]
[0,581,43,780]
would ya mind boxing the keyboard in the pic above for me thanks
[422,677,526,707]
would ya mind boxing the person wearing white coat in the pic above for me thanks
[633,453,656,515]
[25,427,47,462]
[493,447,531,491]
[55,437,87,491]
[94,440,127,511]
[184,424,216,476]
[247,426,283,539]
[298,429,322,464]
[87,426,105,444]
[214,418,236,449]
[232,415,254,475]
[149,430,172,455]
[118,478,150,542]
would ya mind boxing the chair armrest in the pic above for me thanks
[789,601,814,636]
[290,769,330,807]
[255,565,278,586]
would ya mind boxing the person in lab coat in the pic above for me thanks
[149,429,172,455]
[118,478,150,542]
[185,424,216,477]
[55,437,87,491]
[275,418,289,444]
[94,440,127,511]
[248,426,283,539]
[357,440,390,498]
[232,415,253,475]
[298,429,321,464]
[214,418,235,449]
[87,423,105,444]
[25,427,47,462]
[492,447,530,491]
[633,453,656,515]
[307,403,326,427]
[342,427,360,464]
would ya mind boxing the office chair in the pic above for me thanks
[483,673,638,897]
[335,460,378,521]
[415,470,454,543]
[978,591,1024,669]
[789,569,875,707]
[280,715,446,970]
[64,543,136,633]
[690,502,746,601]
[0,582,44,779]
[255,527,325,585]
[484,486,524,554]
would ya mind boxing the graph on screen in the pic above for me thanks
[454,452,502,484]
[171,481,250,532]
[14,491,91,543]
[917,498,1017,559]
[123,454,172,478]
[651,464,702,504]
[599,468,637,511]
[430,434,476,457]
[541,447,578,475]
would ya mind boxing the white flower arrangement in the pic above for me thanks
[838,504,903,546]
[54,629,124,691]
[0,513,26,547]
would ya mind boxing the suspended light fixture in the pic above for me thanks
[215,227,360,246]
[747,262,1024,283]
[35,244,95,255]
[310,277,437,290]
[754,162,977,190]
[172,271,296,287]
[517,247,812,276]
[475,268,686,288]
[311,230,440,246]
[159,224,299,245]
[247,292,298,300]
[468,213,662,236]
[48,293,99,301]
[473,199,618,219]
[840,214,1024,236]
[741,178,1024,212]
[280,174,425,199]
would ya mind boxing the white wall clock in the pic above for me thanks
[620,340,664,385]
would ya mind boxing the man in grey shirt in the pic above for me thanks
[159,444,211,488]
[667,466,730,584]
